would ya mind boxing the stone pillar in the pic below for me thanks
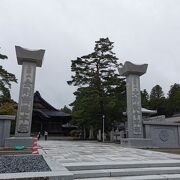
[110,130,114,142]
[5,46,45,148]
[15,62,36,136]
[97,129,101,141]
[15,46,45,137]
[89,126,94,140]
[118,61,152,147]
[83,127,86,140]
[126,74,143,138]
[0,115,15,147]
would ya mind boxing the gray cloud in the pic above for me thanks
[0,0,180,108]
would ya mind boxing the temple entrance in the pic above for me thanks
[31,91,75,136]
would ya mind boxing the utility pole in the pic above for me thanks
[102,115,105,142]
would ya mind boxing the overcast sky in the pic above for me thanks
[0,0,180,109]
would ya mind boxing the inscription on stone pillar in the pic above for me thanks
[132,77,142,135]
[17,63,35,133]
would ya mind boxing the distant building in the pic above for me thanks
[31,91,74,135]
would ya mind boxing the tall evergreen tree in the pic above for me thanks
[68,38,125,134]
[149,85,166,115]
[167,83,180,115]
[71,87,101,131]
[141,89,149,108]
[0,50,17,105]
[150,85,164,100]
[60,105,72,114]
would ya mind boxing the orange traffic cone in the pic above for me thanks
[32,138,39,154]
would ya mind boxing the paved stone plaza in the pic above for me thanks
[37,141,180,179]
[38,140,180,163]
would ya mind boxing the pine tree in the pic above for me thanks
[0,50,17,105]
[68,38,122,114]
[149,85,166,115]
[150,85,164,100]
[71,87,101,130]
[68,38,125,133]
[167,83,180,115]
[60,105,72,114]
[141,89,149,108]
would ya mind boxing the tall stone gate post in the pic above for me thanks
[118,61,152,147]
[5,46,45,147]
[15,46,45,137]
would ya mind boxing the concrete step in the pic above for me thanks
[76,174,180,180]
[72,166,180,179]
[64,160,180,171]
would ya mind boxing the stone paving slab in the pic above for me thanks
[76,174,180,180]
[38,140,180,164]
[72,167,180,179]
[0,171,73,180]
[63,160,180,170]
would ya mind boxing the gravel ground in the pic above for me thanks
[0,155,51,173]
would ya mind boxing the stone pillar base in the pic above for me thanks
[120,138,152,148]
[5,137,35,148]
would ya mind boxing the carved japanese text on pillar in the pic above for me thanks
[18,64,34,133]
[131,77,142,135]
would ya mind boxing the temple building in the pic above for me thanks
[31,91,73,135]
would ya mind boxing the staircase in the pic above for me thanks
[63,160,180,179]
